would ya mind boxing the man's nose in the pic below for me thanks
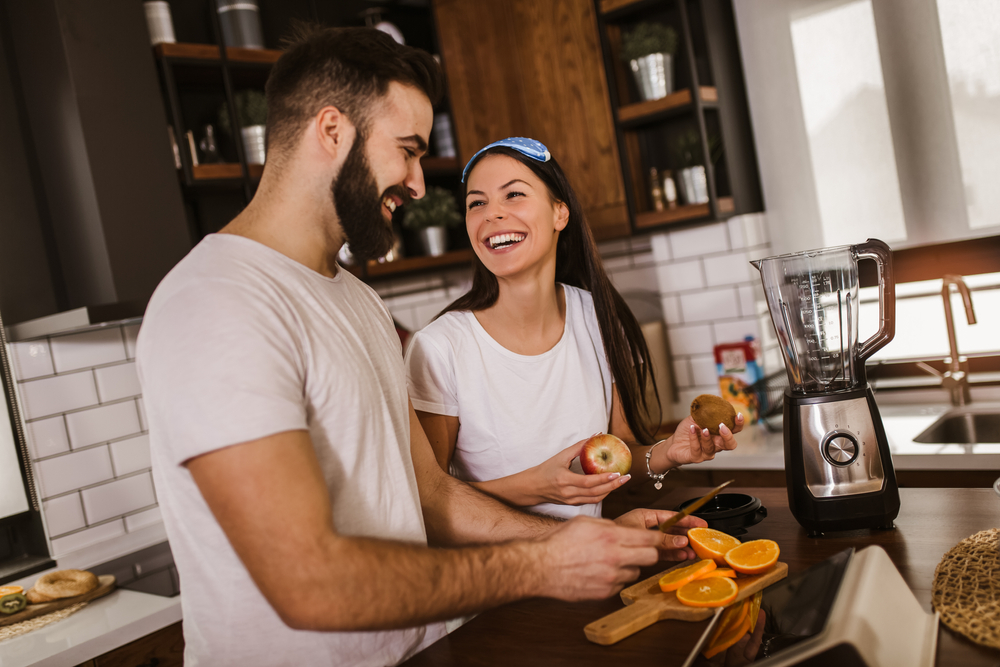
[405,159,426,200]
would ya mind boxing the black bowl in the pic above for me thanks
[675,493,767,536]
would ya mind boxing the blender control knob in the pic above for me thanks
[822,431,859,467]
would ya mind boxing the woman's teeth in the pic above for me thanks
[488,233,526,249]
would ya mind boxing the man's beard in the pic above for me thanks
[332,133,407,262]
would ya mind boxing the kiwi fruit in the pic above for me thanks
[690,394,737,435]
[0,592,27,615]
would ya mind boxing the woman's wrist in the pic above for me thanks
[649,436,676,474]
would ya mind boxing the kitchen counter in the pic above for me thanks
[404,486,1000,666]
[696,399,1000,472]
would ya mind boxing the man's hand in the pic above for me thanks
[614,508,707,561]
[536,516,664,600]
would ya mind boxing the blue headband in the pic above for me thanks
[461,137,551,183]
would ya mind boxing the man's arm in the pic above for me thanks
[187,426,665,632]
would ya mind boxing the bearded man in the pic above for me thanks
[137,26,700,667]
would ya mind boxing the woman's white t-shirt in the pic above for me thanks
[405,284,613,519]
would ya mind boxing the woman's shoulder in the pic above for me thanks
[560,283,597,319]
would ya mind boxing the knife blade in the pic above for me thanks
[658,479,734,533]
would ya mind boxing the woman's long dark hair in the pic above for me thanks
[440,146,661,445]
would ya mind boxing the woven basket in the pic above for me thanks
[932,528,1000,649]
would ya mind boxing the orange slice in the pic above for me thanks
[724,539,780,575]
[708,597,749,646]
[748,590,763,633]
[658,559,716,592]
[688,527,742,565]
[696,567,736,580]
[0,585,23,596]
[703,612,751,659]
[676,575,738,608]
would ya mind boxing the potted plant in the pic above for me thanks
[218,90,267,165]
[670,129,723,205]
[402,187,463,257]
[620,22,679,102]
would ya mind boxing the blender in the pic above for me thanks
[752,239,899,536]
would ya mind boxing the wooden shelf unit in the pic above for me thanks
[420,156,460,176]
[191,163,264,181]
[634,196,733,229]
[364,249,475,278]
[154,42,283,64]
[617,86,717,125]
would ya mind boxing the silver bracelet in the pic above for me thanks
[646,439,671,490]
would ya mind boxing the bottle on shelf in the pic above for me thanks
[662,170,678,209]
[649,167,665,212]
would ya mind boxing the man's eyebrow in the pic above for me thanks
[399,134,428,153]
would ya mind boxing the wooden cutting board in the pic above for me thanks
[0,575,116,628]
[584,562,787,645]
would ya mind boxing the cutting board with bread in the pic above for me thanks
[584,561,787,645]
[0,570,116,628]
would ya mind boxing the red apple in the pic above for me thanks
[580,434,632,476]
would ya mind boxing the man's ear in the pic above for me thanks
[553,201,570,232]
[314,106,353,160]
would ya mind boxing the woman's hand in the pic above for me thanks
[659,414,743,469]
[526,439,631,506]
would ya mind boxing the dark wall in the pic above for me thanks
[0,9,61,324]
[4,0,192,313]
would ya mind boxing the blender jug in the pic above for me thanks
[752,239,895,394]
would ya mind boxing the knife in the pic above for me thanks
[658,479,734,533]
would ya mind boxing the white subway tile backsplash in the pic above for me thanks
[110,434,151,476]
[660,295,681,325]
[413,301,448,330]
[124,506,163,532]
[609,266,658,294]
[26,416,70,459]
[668,324,715,356]
[65,401,141,449]
[713,318,762,346]
[19,371,99,420]
[630,236,652,253]
[136,398,147,432]
[738,285,758,318]
[123,323,140,360]
[10,341,54,380]
[672,358,692,388]
[668,223,729,258]
[94,362,142,402]
[42,493,86,537]
[602,254,634,272]
[703,252,751,287]
[383,287,448,310]
[50,520,126,557]
[650,233,672,262]
[597,239,631,256]
[49,328,127,373]
[388,307,419,334]
[656,259,704,293]
[680,288,739,323]
[727,217,747,250]
[744,214,769,247]
[690,355,719,387]
[36,446,114,498]
[631,250,655,267]
[81,473,157,524]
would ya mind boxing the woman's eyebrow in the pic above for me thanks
[466,189,485,198]
[501,179,530,189]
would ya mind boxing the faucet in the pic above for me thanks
[916,275,977,406]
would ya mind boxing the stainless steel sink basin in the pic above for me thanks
[913,407,1000,444]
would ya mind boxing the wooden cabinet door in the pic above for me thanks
[434,0,630,240]
[93,622,184,667]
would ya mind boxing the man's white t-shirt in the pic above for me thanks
[137,234,446,667]
[404,284,613,520]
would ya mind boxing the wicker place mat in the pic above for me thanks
[932,528,1000,649]
[0,602,88,643]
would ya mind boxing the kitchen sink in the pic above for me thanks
[913,407,1000,444]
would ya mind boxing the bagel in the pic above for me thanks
[33,569,99,600]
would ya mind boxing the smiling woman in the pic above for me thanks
[404,138,742,522]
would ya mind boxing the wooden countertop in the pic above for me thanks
[404,487,999,666]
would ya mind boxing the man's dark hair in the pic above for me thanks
[265,26,443,157]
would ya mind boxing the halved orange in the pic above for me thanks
[688,527,742,565]
[658,559,716,592]
[703,613,751,659]
[724,539,780,575]
[675,575,738,608]
[696,567,736,580]
[0,585,23,596]
[708,597,749,646]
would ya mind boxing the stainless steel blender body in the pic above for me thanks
[752,239,899,535]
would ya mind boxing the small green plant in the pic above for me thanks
[671,129,723,168]
[402,187,463,230]
[620,22,679,62]
[218,90,267,134]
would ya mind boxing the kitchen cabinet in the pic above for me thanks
[596,0,764,232]
[433,0,632,240]
[75,621,184,667]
